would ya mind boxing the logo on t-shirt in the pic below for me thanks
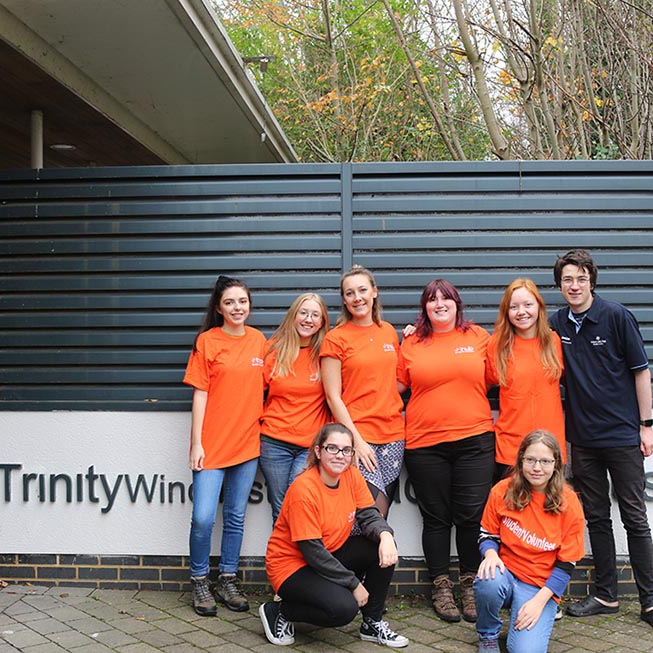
[251,357,264,367]
[590,335,606,347]
[347,510,356,523]
[502,517,556,551]
[560,336,572,345]
[454,346,475,354]
[383,343,396,352]
[309,372,319,382]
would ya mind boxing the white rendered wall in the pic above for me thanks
[3,412,652,556]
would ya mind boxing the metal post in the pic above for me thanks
[31,110,43,168]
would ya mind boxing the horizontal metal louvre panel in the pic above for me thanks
[1,161,652,410]
[350,162,653,355]
[1,166,344,409]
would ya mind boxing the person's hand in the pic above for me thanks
[640,426,653,457]
[354,438,378,473]
[477,550,505,580]
[189,443,205,470]
[402,324,416,338]
[353,582,369,607]
[513,594,547,631]
[378,532,398,568]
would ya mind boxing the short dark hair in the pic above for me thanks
[553,249,598,289]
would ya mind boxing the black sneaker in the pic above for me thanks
[214,573,249,612]
[360,616,409,648]
[190,575,217,616]
[259,601,295,646]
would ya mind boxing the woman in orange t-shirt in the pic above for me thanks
[398,279,495,624]
[259,423,408,648]
[487,279,565,483]
[183,276,266,617]
[320,265,404,520]
[475,430,584,653]
[260,292,331,523]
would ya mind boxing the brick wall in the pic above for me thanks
[0,554,638,597]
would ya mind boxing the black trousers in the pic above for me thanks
[571,443,653,608]
[404,431,495,579]
[278,535,394,626]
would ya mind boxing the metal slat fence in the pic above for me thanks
[1,161,652,410]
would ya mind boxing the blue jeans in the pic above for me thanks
[474,569,557,653]
[259,438,308,523]
[189,458,258,577]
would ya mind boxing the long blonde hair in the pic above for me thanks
[266,293,329,378]
[493,278,562,386]
[336,264,382,326]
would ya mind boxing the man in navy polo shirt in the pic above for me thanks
[550,249,653,628]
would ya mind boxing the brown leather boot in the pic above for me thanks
[459,573,477,622]
[432,575,461,622]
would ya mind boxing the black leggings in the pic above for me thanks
[278,535,394,626]
[404,431,495,578]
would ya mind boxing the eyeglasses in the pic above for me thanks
[322,444,355,457]
[523,456,555,468]
[561,276,590,287]
[297,309,322,321]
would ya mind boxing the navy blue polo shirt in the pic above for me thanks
[550,293,649,448]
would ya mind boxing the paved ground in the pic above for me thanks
[1,584,653,652]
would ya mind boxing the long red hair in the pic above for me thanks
[493,278,562,386]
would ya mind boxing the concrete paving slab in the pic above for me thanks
[136,629,185,648]
[44,629,98,648]
[2,584,653,652]
[19,643,67,653]
[24,618,70,636]
[0,644,22,653]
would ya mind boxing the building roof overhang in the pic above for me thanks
[0,0,297,168]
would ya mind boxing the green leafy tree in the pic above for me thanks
[215,0,490,161]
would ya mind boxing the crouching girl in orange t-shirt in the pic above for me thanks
[474,430,585,653]
[259,423,409,648]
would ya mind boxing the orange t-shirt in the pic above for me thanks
[183,326,266,469]
[319,321,404,444]
[481,478,585,597]
[261,346,331,447]
[398,325,494,449]
[486,332,566,465]
[265,465,374,591]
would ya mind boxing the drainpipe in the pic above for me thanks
[31,109,43,168]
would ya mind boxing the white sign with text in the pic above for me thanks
[3,412,652,556]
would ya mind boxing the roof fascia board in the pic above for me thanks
[167,0,297,163]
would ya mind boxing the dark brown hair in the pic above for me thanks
[306,423,355,469]
[193,276,251,351]
[553,249,598,289]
